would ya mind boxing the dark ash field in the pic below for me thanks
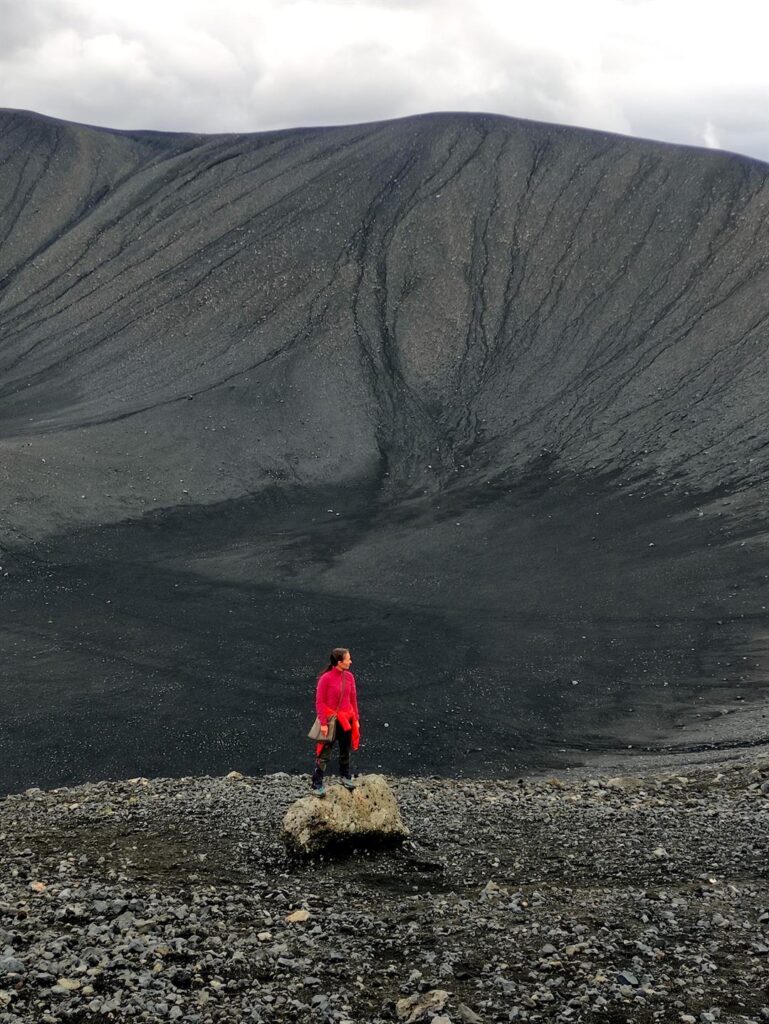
[1,109,768,790]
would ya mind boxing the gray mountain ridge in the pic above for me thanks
[1,108,768,791]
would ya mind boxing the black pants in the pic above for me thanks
[312,726,352,788]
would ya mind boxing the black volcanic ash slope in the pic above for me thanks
[1,109,768,790]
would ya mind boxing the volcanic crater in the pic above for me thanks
[1,108,768,790]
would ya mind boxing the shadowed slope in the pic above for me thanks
[1,109,768,788]
[2,109,769,537]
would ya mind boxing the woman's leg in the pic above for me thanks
[337,728,353,779]
[312,739,333,790]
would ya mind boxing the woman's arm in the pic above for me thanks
[316,673,330,725]
[349,673,360,719]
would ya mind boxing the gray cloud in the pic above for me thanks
[624,89,769,163]
[0,0,77,57]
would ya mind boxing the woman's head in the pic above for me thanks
[328,647,352,671]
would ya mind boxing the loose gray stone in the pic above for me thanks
[0,957,25,976]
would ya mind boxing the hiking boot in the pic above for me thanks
[341,777,356,791]
[313,785,327,798]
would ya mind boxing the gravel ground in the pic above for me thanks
[0,757,768,1024]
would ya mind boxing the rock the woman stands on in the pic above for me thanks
[311,647,361,797]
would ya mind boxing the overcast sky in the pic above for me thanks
[1,0,768,162]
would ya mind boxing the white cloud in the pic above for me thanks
[0,0,767,162]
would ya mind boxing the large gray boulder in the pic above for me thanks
[282,775,409,854]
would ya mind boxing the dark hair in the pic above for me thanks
[326,647,349,671]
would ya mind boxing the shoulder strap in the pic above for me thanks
[334,671,347,714]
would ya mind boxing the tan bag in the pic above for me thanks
[308,715,337,743]
[308,673,347,743]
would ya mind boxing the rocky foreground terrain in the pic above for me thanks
[0,756,768,1024]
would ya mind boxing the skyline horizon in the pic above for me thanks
[5,103,769,169]
[2,1,768,164]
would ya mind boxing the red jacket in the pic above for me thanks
[315,668,359,726]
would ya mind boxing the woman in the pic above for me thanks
[311,647,361,797]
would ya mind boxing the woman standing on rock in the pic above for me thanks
[311,647,360,797]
